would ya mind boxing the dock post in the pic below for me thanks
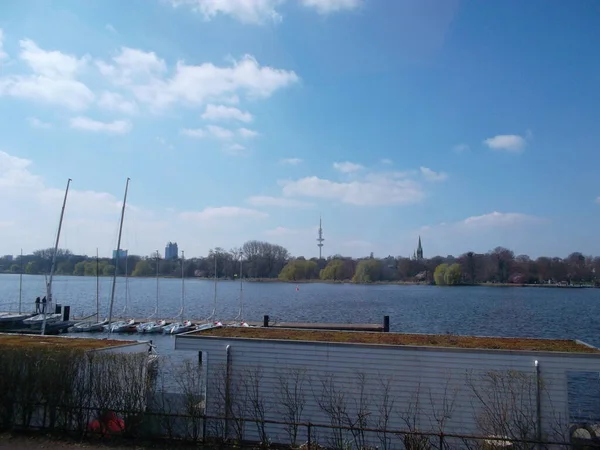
[63,305,70,321]
[263,315,269,327]
[383,315,390,333]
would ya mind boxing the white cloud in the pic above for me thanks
[247,195,313,208]
[0,39,94,110]
[420,166,448,182]
[181,128,206,138]
[69,116,132,134]
[179,206,268,222]
[343,239,371,249]
[97,48,299,110]
[238,127,259,138]
[169,0,284,24]
[168,0,361,23]
[105,24,117,34]
[453,143,469,153]
[280,171,425,206]
[156,137,175,150]
[27,117,52,129]
[279,157,302,165]
[596,197,600,205]
[380,158,393,165]
[98,91,138,114]
[333,161,363,173]
[300,0,361,14]
[201,104,253,122]
[207,125,234,140]
[460,211,543,228]
[0,29,7,61]
[484,134,527,153]
[226,143,246,153]
[0,149,271,257]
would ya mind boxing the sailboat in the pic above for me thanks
[24,179,72,331]
[163,251,194,335]
[0,250,34,324]
[105,178,137,335]
[137,251,168,334]
[195,253,223,331]
[70,249,107,332]
[108,252,136,333]
[230,254,250,328]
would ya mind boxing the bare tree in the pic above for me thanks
[467,369,539,449]
[400,382,432,450]
[242,366,269,446]
[313,373,349,449]
[375,374,396,450]
[344,372,372,449]
[276,367,308,447]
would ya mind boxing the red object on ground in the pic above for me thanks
[87,411,125,436]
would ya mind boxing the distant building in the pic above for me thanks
[165,242,179,260]
[412,236,424,260]
[3,255,13,262]
[112,249,128,260]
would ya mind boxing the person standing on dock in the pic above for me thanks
[35,297,40,313]
[41,296,46,314]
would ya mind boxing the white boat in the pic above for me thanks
[107,318,136,333]
[164,319,194,335]
[195,321,223,331]
[0,312,33,323]
[137,319,167,334]
[23,313,62,327]
[70,319,108,333]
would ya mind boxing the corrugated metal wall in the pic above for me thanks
[176,335,600,448]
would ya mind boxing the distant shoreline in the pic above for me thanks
[1,273,596,288]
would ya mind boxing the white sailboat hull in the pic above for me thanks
[22,313,62,327]
[70,319,107,333]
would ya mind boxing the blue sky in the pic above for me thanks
[1,0,599,259]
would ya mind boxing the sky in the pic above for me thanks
[1,0,599,260]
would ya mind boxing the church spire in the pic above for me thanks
[416,236,423,260]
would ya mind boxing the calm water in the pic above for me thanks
[1,274,600,422]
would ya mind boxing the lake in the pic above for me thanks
[1,274,600,422]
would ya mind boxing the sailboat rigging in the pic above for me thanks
[164,250,194,335]
[106,178,132,335]
[24,179,72,334]
[71,248,107,332]
[137,251,167,333]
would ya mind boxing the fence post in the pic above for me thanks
[439,432,444,449]
[307,422,312,448]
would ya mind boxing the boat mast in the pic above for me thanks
[18,249,23,314]
[107,178,130,336]
[96,248,99,323]
[155,250,159,317]
[239,253,244,322]
[181,250,185,319]
[212,253,217,320]
[41,178,71,336]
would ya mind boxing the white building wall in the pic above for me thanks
[175,335,600,448]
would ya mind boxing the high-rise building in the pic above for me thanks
[165,242,179,260]
[112,249,128,260]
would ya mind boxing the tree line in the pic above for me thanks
[1,243,599,286]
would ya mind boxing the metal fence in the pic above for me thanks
[3,402,600,449]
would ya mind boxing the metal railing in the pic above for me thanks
[1,402,599,449]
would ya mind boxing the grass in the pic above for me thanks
[0,334,132,350]
[193,327,600,353]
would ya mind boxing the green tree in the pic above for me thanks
[444,263,462,285]
[103,264,115,276]
[320,259,354,281]
[132,260,153,277]
[352,259,382,283]
[279,260,319,281]
[73,261,86,276]
[434,263,448,286]
[25,261,42,275]
[9,264,20,273]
